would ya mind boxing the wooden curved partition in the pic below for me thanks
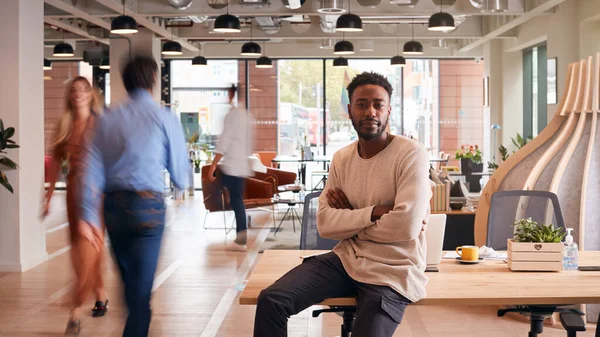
[474,53,600,322]
[474,63,576,246]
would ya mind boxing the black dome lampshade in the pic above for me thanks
[162,41,183,56]
[428,12,455,32]
[390,55,406,67]
[99,57,110,70]
[255,56,273,69]
[241,42,262,56]
[111,15,138,35]
[334,40,354,55]
[43,58,52,70]
[333,57,348,67]
[53,42,74,57]
[336,13,363,32]
[192,56,208,66]
[214,14,241,33]
[403,40,423,55]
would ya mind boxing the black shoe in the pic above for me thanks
[64,320,80,336]
[92,300,108,317]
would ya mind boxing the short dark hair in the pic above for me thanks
[122,55,158,93]
[228,84,237,95]
[346,72,393,101]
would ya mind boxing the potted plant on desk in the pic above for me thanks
[507,218,565,272]
[455,144,483,175]
[0,119,19,193]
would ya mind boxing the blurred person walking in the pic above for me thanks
[79,55,190,337]
[42,76,109,336]
[208,84,254,251]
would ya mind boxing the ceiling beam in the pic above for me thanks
[44,0,111,31]
[458,0,566,52]
[44,17,109,45]
[92,0,199,52]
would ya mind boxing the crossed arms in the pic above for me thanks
[316,148,431,243]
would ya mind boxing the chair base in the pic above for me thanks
[498,305,585,337]
[313,306,356,337]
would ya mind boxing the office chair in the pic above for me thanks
[487,190,586,337]
[298,191,355,336]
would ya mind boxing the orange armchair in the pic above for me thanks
[253,168,297,191]
[201,165,276,231]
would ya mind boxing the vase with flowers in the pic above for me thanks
[455,144,483,175]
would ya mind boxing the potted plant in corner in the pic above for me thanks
[0,119,19,193]
[455,144,483,175]
[507,218,565,272]
[194,159,201,174]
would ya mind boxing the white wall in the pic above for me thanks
[487,0,600,152]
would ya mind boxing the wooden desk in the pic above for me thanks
[240,250,600,306]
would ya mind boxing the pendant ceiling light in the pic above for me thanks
[53,42,74,57]
[241,21,261,56]
[192,55,207,66]
[256,56,273,68]
[192,42,208,66]
[162,41,183,55]
[162,24,183,56]
[214,1,240,33]
[403,22,423,55]
[111,1,138,35]
[336,13,362,32]
[333,57,348,67]
[428,0,455,32]
[43,58,52,70]
[99,57,110,70]
[336,0,362,32]
[334,39,354,55]
[390,39,406,67]
[255,42,273,68]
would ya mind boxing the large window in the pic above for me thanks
[523,44,548,140]
[403,60,439,150]
[325,59,404,156]
[170,60,239,145]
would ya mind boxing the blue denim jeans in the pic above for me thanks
[220,173,247,235]
[104,191,166,337]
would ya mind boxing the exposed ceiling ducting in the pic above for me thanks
[255,16,282,34]
[317,0,347,14]
[319,14,340,33]
[389,0,419,6]
[168,0,194,10]
[470,0,508,12]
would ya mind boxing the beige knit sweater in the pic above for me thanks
[317,136,432,302]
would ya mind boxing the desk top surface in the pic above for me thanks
[240,250,600,306]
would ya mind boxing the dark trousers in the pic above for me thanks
[220,173,246,234]
[104,191,166,337]
[254,252,410,337]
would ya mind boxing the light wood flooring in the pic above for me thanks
[0,191,596,337]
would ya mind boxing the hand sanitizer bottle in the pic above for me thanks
[563,228,578,271]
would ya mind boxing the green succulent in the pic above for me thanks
[513,217,565,243]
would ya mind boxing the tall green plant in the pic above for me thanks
[487,133,532,170]
[0,119,19,193]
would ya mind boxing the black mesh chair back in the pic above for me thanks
[487,190,566,250]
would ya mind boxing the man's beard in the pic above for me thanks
[352,118,388,141]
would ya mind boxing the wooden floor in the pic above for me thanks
[0,192,596,337]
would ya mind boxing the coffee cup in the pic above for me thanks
[456,245,479,261]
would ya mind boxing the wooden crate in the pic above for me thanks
[507,239,564,272]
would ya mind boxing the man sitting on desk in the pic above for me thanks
[253,72,431,337]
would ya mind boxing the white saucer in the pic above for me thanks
[455,257,484,264]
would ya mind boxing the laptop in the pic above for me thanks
[425,214,447,266]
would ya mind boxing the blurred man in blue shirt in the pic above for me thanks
[78,55,189,337]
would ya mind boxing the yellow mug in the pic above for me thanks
[456,245,479,261]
